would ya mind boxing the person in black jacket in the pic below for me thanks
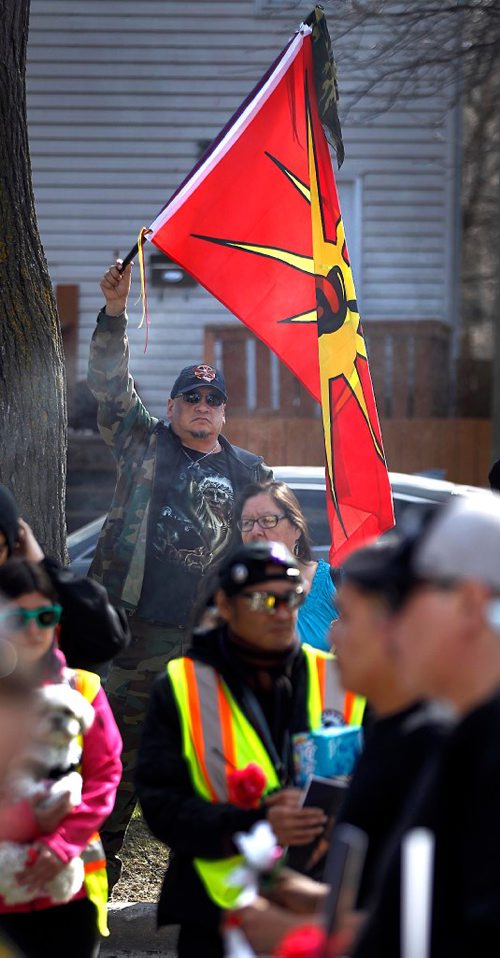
[352,491,500,958]
[0,484,130,671]
[330,539,451,910]
[136,541,341,958]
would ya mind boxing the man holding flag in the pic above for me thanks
[87,262,272,890]
[89,1,393,895]
[143,6,394,564]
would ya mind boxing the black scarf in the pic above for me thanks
[224,631,299,782]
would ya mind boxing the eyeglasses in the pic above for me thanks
[179,390,225,407]
[240,588,304,613]
[0,604,62,631]
[237,514,287,533]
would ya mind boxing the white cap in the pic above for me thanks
[414,491,500,592]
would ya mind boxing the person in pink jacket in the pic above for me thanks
[0,559,122,958]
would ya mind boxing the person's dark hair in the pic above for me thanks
[235,480,313,562]
[0,560,61,683]
[0,559,57,604]
[489,459,500,493]
[0,485,20,558]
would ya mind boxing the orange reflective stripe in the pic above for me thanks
[184,659,218,802]
[343,691,355,724]
[316,655,326,708]
[216,675,237,785]
[73,669,100,703]
[84,859,106,875]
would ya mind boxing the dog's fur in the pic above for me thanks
[0,684,95,904]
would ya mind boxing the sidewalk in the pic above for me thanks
[101,903,178,957]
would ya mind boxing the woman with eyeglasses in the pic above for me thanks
[0,559,122,958]
[236,481,339,652]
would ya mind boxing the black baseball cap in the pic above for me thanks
[342,535,416,611]
[170,363,227,401]
[489,459,500,493]
[343,492,500,611]
[217,541,302,597]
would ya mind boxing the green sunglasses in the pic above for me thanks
[0,604,62,631]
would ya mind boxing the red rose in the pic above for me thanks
[228,763,267,809]
[273,924,326,958]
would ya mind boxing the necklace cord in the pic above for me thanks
[182,442,220,468]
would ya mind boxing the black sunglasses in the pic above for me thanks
[180,391,225,407]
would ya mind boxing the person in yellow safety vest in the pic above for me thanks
[0,559,122,958]
[136,540,364,958]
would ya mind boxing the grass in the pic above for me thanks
[112,806,169,903]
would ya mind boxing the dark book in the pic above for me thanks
[322,823,368,939]
[286,775,349,879]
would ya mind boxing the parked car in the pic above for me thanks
[67,467,486,576]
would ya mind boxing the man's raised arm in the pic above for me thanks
[87,262,155,454]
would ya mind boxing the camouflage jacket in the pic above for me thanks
[87,310,272,611]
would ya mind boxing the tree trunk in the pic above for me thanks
[0,0,66,560]
[487,112,500,463]
[490,232,500,462]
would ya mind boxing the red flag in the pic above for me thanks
[148,26,394,561]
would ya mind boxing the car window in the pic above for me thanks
[290,485,443,554]
[392,495,440,525]
[290,487,330,548]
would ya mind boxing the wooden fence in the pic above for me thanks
[223,417,492,488]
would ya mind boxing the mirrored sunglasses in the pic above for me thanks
[240,588,304,613]
[180,390,225,407]
[237,514,286,532]
[0,604,62,631]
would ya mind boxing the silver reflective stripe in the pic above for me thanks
[191,662,229,801]
[82,836,105,865]
[323,658,347,716]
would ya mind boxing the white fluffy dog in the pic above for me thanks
[0,683,95,904]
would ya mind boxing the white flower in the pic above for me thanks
[234,821,280,872]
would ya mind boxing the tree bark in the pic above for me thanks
[0,0,66,559]
[490,181,500,462]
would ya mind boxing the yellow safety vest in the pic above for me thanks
[301,644,366,727]
[72,669,109,938]
[167,646,365,910]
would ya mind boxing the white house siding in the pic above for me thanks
[26,0,459,418]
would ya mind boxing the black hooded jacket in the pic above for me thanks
[135,625,316,929]
[0,484,130,670]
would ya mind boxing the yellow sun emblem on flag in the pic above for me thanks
[193,95,384,519]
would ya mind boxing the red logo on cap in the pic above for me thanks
[193,364,216,383]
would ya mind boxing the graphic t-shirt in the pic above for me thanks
[137,448,234,626]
